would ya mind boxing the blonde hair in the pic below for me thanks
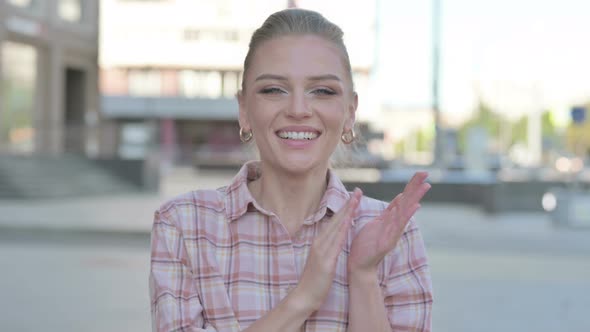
[242,8,354,90]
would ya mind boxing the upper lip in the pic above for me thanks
[275,125,322,134]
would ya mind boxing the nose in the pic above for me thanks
[286,91,312,119]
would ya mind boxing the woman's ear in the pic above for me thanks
[344,92,358,130]
[237,90,250,130]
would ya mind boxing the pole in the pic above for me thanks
[432,0,443,168]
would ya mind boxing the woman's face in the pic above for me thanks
[239,35,357,175]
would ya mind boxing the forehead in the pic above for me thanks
[247,35,349,82]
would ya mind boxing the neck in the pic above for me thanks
[249,162,329,234]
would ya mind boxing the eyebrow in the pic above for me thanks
[254,74,342,82]
[255,74,288,82]
[308,74,342,82]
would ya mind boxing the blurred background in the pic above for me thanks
[0,0,589,331]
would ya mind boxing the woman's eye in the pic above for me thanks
[259,87,285,94]
[312,88,336,96]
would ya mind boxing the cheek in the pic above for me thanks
[313,100,348,128]
[245,100,269,125]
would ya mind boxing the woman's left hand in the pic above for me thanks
[348,172,431,278]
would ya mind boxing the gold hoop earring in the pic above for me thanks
[239,127,253,142]
[341,129,356,144]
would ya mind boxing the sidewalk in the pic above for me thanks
[0,166,233,236]
[0,193,162,235]
[0,167,588,256]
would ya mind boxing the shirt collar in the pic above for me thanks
[224,161,351,223]
[306,167,350,224]
[225,161,260,221]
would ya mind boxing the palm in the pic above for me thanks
[349,214,403,271]
[348,172,430,274]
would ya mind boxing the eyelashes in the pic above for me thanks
[258,87,337,96]
[312,88,336,96]
[259,87,285,94]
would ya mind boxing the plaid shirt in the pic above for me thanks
[150,161,433,331]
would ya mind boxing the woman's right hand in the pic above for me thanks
[292,188,363,311]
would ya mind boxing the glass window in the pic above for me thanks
[222,71,238,98]
[8,0,32,7]
[128,70,162,96]
[179,70,222,98]
[58,0,83,23]
[1,42,37,154]
[183,29,239,42]
[7,0,44,15]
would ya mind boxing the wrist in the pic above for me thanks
[287,285,322,313]
[348,269,379,286]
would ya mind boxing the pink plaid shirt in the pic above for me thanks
[150,161,433,331]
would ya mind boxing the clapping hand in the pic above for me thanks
[348,172,431,278]
[294,188,363,310]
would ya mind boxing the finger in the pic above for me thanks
[385,193,403,212]
[322,194,360,257]
[400,201,421,222]
[385,202,420,234]
[311,190,361,262]
[404,172,428,195]
[329,188,362,240]
[385,177,425,217]
[320,189,360,243]
[398,177,421,211]
[406,182,431,211]
[401,174,430,209]
[330,188,362,226]
[330,192,360,241]
[402,171,428,194]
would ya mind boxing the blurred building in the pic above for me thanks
[0,0,107,157]
[99,0,376,167]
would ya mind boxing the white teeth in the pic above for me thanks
[277,131,318,140]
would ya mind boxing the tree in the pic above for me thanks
[457,100,502,153]
[511,110,558,147]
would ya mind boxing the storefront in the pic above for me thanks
[0,0,106,156]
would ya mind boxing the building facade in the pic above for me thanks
[0,0,107,157]
[99,0,377,167]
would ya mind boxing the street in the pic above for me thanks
[0,233,150,332]
[1,203,589,331]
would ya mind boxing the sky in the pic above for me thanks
[376,0,590,124]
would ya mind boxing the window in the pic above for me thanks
[222,72,239,98]
[8,0,32,7]
[7,0,44,15]
[58,0,82,23]
[1,42,37,154]
[183,29,200,41]
[179,70,222,98]
[128,70,162,96]
[182,29,239,42]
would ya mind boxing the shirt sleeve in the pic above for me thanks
[382,218,433,332]
[150,209,218,332]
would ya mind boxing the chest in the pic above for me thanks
[189,218,351,331]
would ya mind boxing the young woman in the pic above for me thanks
[150,8,433,332]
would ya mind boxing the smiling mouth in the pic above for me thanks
[276,130,320,140]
